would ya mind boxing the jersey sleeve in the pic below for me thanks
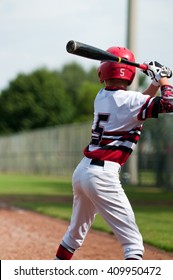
[137,96,161,120]
[125,91,160,121]
[137,85,173,120]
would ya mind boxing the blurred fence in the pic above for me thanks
[139,114,173,190]
[0,122,91,176]
[0,116,173,189]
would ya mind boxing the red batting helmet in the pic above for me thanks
[98,46,136,85]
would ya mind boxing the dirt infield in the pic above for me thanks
[0,204,173,260]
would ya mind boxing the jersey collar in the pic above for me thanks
[105,86,126,91]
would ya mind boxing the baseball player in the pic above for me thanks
[54,46,172,260]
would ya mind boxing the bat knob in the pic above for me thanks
[66,40,77,53]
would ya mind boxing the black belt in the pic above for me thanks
[90,159,104,166]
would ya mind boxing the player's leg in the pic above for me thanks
[89,168,144,260]
[55,195,97,260]
[55,162,97,259]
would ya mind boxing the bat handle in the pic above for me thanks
[139,64,148,71]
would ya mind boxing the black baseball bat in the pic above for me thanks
[66,40,148,70]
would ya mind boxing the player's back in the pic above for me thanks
[93,88,146,132]
[84,88,149,165]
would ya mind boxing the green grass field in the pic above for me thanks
[0,173,173,252]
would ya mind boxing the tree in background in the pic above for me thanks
[0,63,147,135]
[0,67,76,134]
[75,81,101,121]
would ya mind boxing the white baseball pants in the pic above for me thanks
[62,157,144,259]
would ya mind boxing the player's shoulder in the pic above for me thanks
[125,89,143,96]
[125,89,150,100]
[111,89,143,99]
[112,89,150,108]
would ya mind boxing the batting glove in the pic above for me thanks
[142,61,172,86]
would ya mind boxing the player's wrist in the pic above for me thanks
[151,79,160,87]
[159,77,171,87]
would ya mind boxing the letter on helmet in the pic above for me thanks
[98,46,136,85]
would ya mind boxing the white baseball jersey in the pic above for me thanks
[84,88,158,166]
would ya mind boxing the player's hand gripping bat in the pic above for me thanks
[66,40,148,71]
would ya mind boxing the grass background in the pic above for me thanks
[0,173,173,252]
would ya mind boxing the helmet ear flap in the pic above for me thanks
[98,68,104,83]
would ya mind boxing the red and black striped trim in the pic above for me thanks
[137,96,161,120]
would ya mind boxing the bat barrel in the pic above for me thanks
[66,40,148,70]
[66,40,120,62]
